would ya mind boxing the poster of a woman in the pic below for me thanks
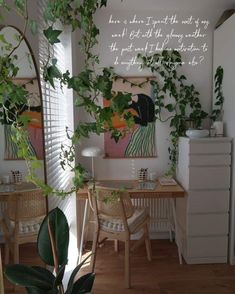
[104,77,157,158]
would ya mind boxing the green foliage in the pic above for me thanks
[37,208,69,266]
[43,26,62,45]
[138,50,209,173]
[0,0,224,190]
[5,208,95,294]
[29,20,38,35]
[211,66,224,121]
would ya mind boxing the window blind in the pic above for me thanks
[38,1,73,195]
[38,1,75,217]
[38,4,78,278]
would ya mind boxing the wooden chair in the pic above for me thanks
[89,187,152,288]
[0,189,46,264]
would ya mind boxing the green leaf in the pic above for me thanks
[74,0,80,7]
[43,6,55,22]
[0,34,8,44]
[53,262,66,288]
[165,104,174,112]
[111,92,132,114]
[66,254,93,294]
[70,273,95,294]
[43,27,62,45]
[43,64,62,88]
[100,0,107,7]
[37,208,69,266]
[31,266,55,285]
[14,0,25,12]
[5,265,53,289]
[29,20,38,35]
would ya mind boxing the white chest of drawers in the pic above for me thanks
[176,137,232,264]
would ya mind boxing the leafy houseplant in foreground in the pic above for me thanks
[5,208,95,293]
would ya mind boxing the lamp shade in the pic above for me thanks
[81,146,103,157]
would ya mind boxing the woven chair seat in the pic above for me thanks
[5,216,44,235]
[99,208,148,233]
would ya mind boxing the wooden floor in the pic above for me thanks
[2,240,235,293]
[1,243,44,294]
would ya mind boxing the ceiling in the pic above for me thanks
[106,0,235,11]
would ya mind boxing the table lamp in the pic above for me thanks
[81,146,103,179]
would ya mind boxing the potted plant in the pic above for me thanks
[210,66,224,136]
[4,207,95,293]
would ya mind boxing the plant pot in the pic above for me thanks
[186,129,209,138]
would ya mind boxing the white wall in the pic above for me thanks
[213,14,235,264]
[77,1,235,180]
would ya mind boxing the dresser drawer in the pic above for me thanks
[189,141,231,154]
[188,191,230,213]
[187,213,229,236]
[189,154,231,166]
[189,166,230,189]
[187,236,228,258]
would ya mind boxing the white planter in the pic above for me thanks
[186,129,209,138]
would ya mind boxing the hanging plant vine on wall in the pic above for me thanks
[0,0,221,196]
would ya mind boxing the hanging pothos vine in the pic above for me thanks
[0,0,224,196]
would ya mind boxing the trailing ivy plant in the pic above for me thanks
[137,51,208,174]
[0,0,134,195]
[211,65,224,122]
[0,0,223,194]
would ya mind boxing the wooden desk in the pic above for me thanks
[77,180,184,199]
[0,182,38,198]
[77,180,185,264]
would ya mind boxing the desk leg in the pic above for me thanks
[78,199,88,264]
[170,198,182,265]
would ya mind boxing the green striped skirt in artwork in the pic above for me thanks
[125,122,156,157]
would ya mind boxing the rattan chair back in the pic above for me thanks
[7,189,46,222]
[93,187,134,220]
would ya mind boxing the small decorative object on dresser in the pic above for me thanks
[212,121,224,136]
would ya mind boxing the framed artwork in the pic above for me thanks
[4,78,43,160]
[104,77,157,158]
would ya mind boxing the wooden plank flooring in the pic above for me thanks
[1,243,43,294]
[1,240,235,293]
[81,240,235,294]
